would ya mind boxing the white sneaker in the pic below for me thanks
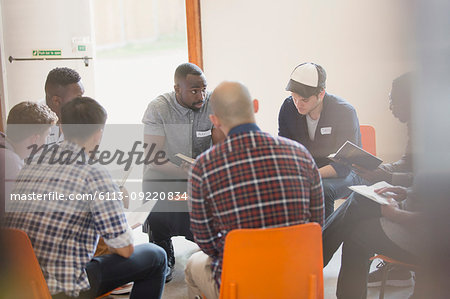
[111,282,133,295]
[368,263,414,287]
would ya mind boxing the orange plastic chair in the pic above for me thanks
[1,228,113,299]
[360,125,376,156]
[2,228,52,299]
[219,223,323,299]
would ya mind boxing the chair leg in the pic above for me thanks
[308,274,317,299]
[379,262,390,299]
[229,282,237,299]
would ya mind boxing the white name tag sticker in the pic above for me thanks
[196,130,212,138]
[320,127,332,135]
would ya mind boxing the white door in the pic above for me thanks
[0,0,95,111]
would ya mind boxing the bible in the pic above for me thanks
[348,181,394,205]
[328,140,382,170]
[175,153,195,165]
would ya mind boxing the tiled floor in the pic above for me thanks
[109,229,414,299]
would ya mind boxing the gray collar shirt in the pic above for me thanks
[142,91,213,165]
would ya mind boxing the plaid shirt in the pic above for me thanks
[4,141,133,297]
[188,124,324,286]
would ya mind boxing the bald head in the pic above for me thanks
[210,81,255,129]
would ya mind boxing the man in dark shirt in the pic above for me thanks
[353,73,413,187]
[323,72,416,289]
[279,62,362,219]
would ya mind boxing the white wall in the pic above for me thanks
[200,0,415,162]
[0,0,95,111]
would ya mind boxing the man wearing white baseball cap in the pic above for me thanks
[278,62,362,219]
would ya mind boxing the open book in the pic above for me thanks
[175,153,195,165]
[328,141,382,170]
[124,200,155,229]
[348,181,394,205]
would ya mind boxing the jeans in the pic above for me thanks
[322,192,381,266]
[336,218,415,299]
[52,243,167,299]
[322,171,362,219]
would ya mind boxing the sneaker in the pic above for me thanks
[111,282,133,295]
[154,239,175,283]
[164,264,174,283]
[368,262,414,287]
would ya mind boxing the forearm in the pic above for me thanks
[319,165,338,179]
[383,208,420,226]
[380,155,413,185]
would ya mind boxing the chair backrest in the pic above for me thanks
[360,125,376,156]
[2,228,52,299]
[219,223,323,299]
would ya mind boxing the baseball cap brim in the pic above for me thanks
[286,80,318,98]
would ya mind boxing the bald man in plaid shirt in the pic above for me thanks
[184,81,324,299]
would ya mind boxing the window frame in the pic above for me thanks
[0,2,204,128]
[185,0,203,69]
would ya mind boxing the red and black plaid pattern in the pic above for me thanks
[188,130,324,286]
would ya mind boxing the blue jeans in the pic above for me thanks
[53,243,166,299]
[322,171,362,219]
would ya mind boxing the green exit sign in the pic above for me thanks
[78,45,86,51]
[32,50,62,56]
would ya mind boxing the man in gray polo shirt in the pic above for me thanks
[142,63,223,282]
